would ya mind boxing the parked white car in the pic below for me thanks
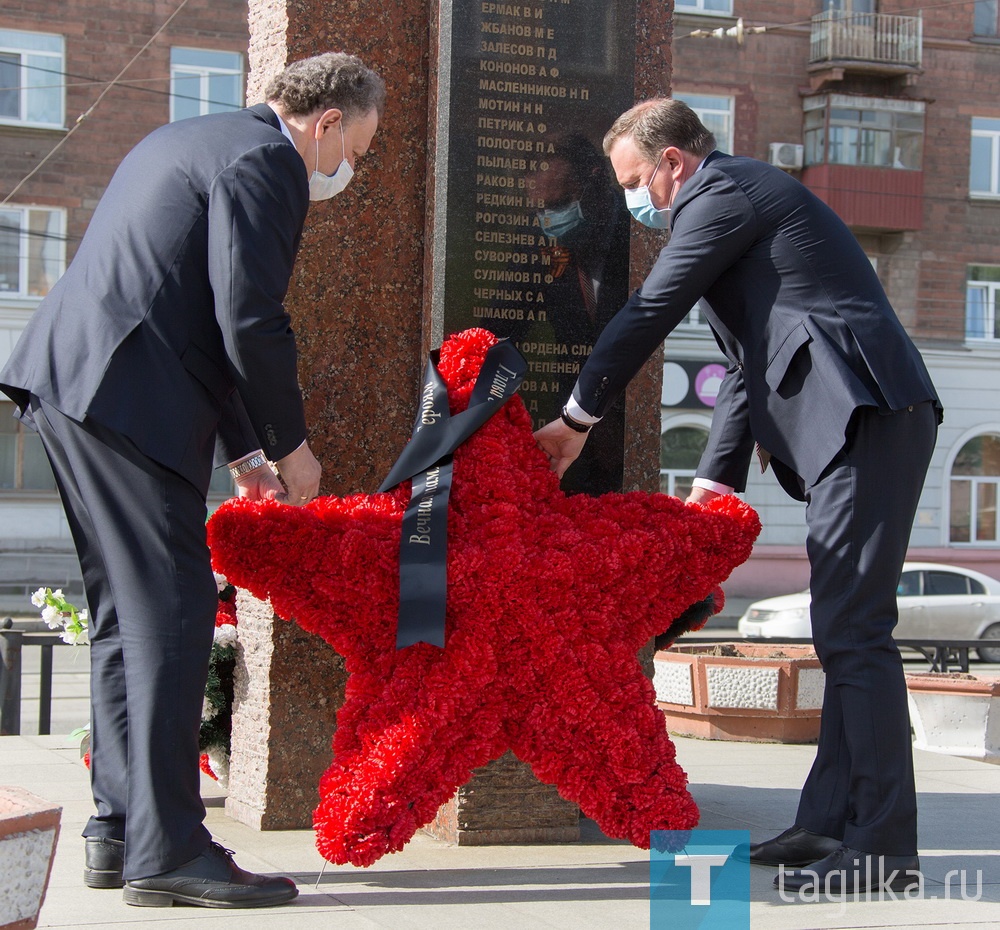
[737,562,1000,662]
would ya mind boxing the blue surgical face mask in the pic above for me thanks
[537,200,584,238]
[309,121,354,201]
[623,152,673,229]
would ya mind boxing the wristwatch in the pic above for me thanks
[560,406,592,434]
[229,452,268,479]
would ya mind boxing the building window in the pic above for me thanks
[966,265,1000,341]
[950,433,1000,545]
[675,298,712,331]
[0,29,64,129]
[975,0,1000,37]
[803,94,924,169]
[674,93,733,154]
[660,424,709,498]
[169,48,243,122]
[0,401,56,491]
[971,117,1000,197]
[823,0,876,11]
[675,0,733,14]
[0,206,65,299]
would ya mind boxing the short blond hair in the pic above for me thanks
[603,98,716,162]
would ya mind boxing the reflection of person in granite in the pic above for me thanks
[492,134,630,493]
[0,52,384,908]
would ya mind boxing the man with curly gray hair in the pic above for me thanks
[1,51,384,909]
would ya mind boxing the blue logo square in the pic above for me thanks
[650,830,750,929]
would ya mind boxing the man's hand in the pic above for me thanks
[235,463,285,502]
[685,486,722,506]
[533,418,589,478]
[275,442,322,505]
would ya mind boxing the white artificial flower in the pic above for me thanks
[31,587,48,608]
[202,696,218,721]
[206,747,230,789]
[59,627,87,645]
[41,605,62,629]
[79,609,89,622]
[213,623,237,648]
[52,588,64,599]
[74,627,89,646]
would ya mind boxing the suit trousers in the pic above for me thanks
[31,397,216,880]
[795,401,937,856]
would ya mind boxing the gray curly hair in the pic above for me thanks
[265,52,386,121]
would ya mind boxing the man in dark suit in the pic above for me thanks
[535,98,940,895]
[0,52,384,908]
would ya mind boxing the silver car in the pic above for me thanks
[737,562,1000,662]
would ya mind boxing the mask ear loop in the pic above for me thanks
[314,117,345,178]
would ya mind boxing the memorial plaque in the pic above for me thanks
[430,0,636,494]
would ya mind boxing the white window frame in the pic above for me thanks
[803,93,925,170]
[947,429,1000,547]
[674,0,734,15]
[659,415,712,498]
[0,205,66,302]
[169,47,244,122]
[674,91,734,154]
[971,118,1000,198]
[0,28,65,130]
[966,265,1000,342]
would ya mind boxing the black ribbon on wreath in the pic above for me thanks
[379,339,526,649]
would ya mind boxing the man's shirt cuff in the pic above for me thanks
[564,395,601,424]
[691,477,734,495]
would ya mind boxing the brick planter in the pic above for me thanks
[653,643,824,743]
[0,787,62,930]
[906,673,1000,764]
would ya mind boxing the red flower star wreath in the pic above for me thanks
[208,328,760,867]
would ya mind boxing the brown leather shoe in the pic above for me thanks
[736,825,842,867]
[84,837,125,888]
[123,842,297,908]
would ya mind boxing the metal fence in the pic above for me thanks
[810,10,923,68]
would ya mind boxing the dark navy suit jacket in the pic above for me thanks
[1,104,309,492]
[572,152,940,498]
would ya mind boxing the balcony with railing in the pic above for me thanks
[808,10,923,89]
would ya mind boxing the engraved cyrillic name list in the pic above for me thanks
[440,0,633,490]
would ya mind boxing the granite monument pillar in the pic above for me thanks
[225,0,673,837]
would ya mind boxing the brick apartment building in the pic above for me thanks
[1,0,998,614]
[0,0,248,610]
[661,0,1000,600]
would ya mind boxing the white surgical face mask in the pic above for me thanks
[623,152,673,229]
[308,121,354,201]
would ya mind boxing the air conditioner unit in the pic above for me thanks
[768,142,804,170]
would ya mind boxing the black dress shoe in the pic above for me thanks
[123,842,298,908]
[84,837,125,889]
[775,845,921,894]
[737,825,842,867]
